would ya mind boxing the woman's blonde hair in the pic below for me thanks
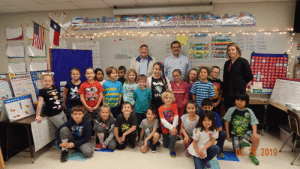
[161,91,175,103]
[226,42,242,59]
[125,69,138,83]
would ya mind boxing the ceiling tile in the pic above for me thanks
[135,0,169,7]
[71,1,110,9]
[102,0,138,8]
[0,0,35,5]
[13,3,54,11]
[43,2,81,10]
[0,5,30,13]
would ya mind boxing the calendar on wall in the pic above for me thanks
[3,94,35,122]
[250,53,288,94]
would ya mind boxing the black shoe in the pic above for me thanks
[155,141,161,146]
[151,145,156,153]
[60,150,68,162]
[129,143,135,149]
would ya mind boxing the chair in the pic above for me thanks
[279,110,300,165]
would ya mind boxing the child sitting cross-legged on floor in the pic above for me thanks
[224,92,261,165]
[93,104,117,150]
[55,105,93,162]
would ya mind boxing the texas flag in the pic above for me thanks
[49,19,61,46]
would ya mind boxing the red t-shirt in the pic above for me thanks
[78,80,104,108]
[158,103,178,134]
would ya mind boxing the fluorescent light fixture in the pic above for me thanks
[113,5,213,15]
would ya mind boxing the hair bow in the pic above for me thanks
[41,72,55,76]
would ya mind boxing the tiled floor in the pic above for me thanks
[4,132,300,169]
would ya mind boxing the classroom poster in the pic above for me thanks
[9,72,37,102]
[0,75,13,120]
[270,79,300,105]
[3,95,35,122]
[211,35,232,58]
[30,71,45,99]
[250,53,288,93]
[28,62,48,71]
[31,117,56,152]
[189,42,209,59]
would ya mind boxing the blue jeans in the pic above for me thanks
[193,145,220,169]
[217,131,226,153]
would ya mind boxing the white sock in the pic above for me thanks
[61,139,68,151]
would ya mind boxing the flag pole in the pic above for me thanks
[31,20,50,31]
[48,17,71,36]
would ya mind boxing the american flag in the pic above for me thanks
[32,22,44,50]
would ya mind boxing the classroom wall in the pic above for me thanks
[0,1,296,77]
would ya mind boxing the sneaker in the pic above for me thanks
[151,145,156,153]
[95,142,103,150]
[241,142,251,148]
[129,143,135,149]
[249,154,259,165]
[217,152,225,158]
[170,151,176,158]
[155,141,161,146]
[204,161,211,168]
[53,143,62,150]
[60,150,68,162]
[185,150,191,157]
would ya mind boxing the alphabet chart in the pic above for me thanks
[4,95,35,122]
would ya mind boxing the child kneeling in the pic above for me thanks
[55,106,93,162]
[137,108,159,153]
[224,92,260,165]
[93,105,117,150]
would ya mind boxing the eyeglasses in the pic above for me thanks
[173,75,180,78]
[171,46,181,49]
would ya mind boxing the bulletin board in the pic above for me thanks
[50,49,92,96]
[64,33,291,80]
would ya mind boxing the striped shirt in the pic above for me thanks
[190,80,215,108]
[103,80,123,108]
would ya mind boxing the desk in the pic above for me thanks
[2,115,35,163]
[267,101,288,113]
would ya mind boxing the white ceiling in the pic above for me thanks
[0,0,295,14]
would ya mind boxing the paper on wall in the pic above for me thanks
[26,26,33,39]
[27,44,47,57]
[6,27,23,40]
[29,62,48,71]
[72,42,101,68]
[6,45,25,58]
[8,62,26,73]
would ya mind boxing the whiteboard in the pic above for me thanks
[66,33,291,80]
[270,79,300,105]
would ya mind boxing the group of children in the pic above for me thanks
[35,62,261,168]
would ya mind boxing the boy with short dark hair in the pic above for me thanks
[198,98,226,158]
[114,102,137,150]
[55,105,93,162]
[103,66,123,118]
[118,66,126,85]
[224,92,260,165]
